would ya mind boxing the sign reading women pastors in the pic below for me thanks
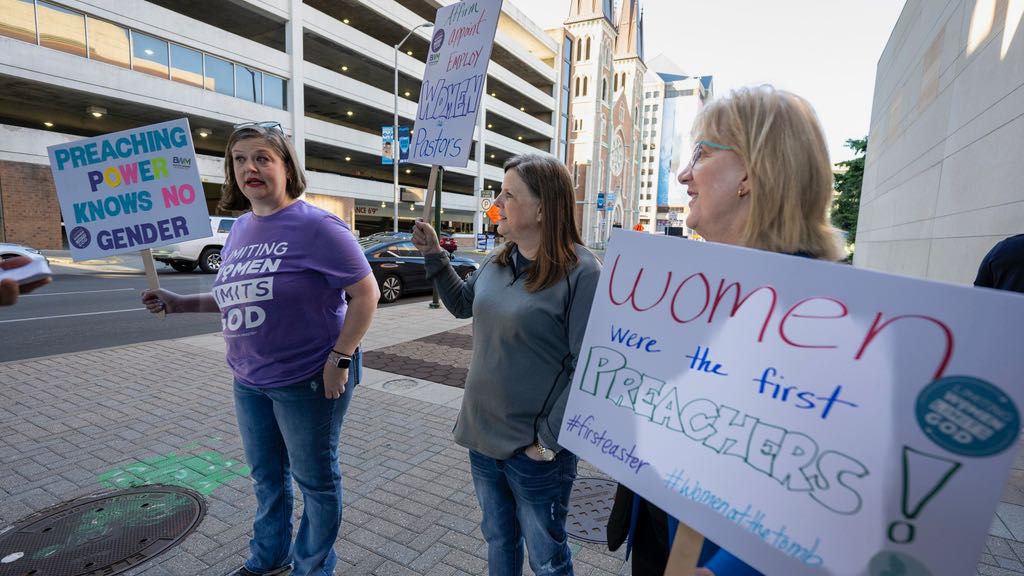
[409,0,502,167]
[560,230,1024,576]
[47,118,210,261]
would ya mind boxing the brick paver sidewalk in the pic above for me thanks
[2,300,1023,575]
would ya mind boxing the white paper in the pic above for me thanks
[560,229,1024,575]
[47,118,211,261]
[409,0,503,167]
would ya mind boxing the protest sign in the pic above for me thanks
[409,0,502,167]
[560,230,1024,575]
[47,118,210,262]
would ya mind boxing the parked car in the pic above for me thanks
[0,243,49,264]
[360,237,478,303]
[438,232,458,254]
[365,231,458,254]
[151,216,236,273]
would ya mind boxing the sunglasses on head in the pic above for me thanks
[232,121,283,133]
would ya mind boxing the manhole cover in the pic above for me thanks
[382,378,421,392]
[566,477,617,543]
[0,485,205,576]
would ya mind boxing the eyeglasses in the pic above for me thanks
[685,140,735,172]
[232,121,283,133]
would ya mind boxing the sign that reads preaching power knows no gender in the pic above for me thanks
[47,118,210,261]
[560,230,1024,576]
[409,0,502,167]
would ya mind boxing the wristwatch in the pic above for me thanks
[534,442,555,462]
[327,349,352,369]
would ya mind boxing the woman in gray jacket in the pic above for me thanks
[412,153,602,576]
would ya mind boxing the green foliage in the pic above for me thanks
[831,137,867,245]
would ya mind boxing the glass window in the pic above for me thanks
[235,65,262,103]
[170,44,203,88]
[87,18,129,69]
[204,54,233,95]
[0,0,37,44]
[216,219,235,234]
[391,241,420,258]
[262,74,286,109]
[37,1,86,57]
[131,31,168,78]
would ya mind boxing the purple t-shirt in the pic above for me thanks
[212,201,371,387]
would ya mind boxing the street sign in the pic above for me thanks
[480,198,493,211]
[597,192,605,210]
[606,192,617,212]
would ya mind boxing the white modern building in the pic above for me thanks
[639,53,711,235]
[856,0,1024,283]
[0,0,570,247]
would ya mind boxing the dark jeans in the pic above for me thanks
[469,449,578,576]
[233,358,358,576]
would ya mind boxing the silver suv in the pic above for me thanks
[152,216,236,273]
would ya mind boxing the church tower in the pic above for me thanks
[564,0,646,246]
[611,0,646,233]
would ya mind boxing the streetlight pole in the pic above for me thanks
[394,22,433,232]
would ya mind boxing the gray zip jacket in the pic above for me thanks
[424,244,602,459]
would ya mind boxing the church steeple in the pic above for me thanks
[613,0,644,60]
[566,0,615,26]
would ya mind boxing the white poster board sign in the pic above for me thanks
[47,118,210,261]
[560,230,1024,575]
[409,0,502,167]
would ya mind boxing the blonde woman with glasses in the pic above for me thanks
[607,86,843,576]
[143,121,379,576]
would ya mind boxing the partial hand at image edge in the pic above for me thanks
[0,257,53,286]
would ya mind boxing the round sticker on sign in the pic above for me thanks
[915,375,1020,457]
[431,28,445,53]
[69,226,92,249]
[480,198,493,211]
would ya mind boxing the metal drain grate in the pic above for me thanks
[0,485,205,576]
[566,477,617,544]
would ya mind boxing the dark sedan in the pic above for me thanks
[360,237,479,303]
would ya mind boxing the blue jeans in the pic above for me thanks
[233,354,359,576]
[469,448,578,576]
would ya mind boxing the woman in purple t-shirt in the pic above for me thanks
[142,122,379,576]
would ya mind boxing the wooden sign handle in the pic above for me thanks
[141,248,165,319]
[422,165,440,222]
[663,522,704,576]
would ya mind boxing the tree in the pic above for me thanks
[831,137,867,246]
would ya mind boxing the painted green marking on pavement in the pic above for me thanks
[97,444,250,496]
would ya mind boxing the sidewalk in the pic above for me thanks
[0,301,627,575]
[1,300,1022,575]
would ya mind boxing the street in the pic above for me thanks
[0,261,435,362]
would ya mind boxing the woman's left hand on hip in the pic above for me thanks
[322,363,348,399]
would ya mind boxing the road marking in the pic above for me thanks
[0,307,145,324]
[21,288,136,298]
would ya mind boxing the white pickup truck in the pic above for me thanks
[151,216,237,273]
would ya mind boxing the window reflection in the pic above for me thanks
[235,65,262,103]
[0,1,287,109]
[0,0,36,44]
[132,31,169,78]
[263,74,286,110]
[88,18,130,69]
[204,54,234,96]
[38,1,86,58]
[170,44,203,88]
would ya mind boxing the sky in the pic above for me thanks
[508,0,907,163]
